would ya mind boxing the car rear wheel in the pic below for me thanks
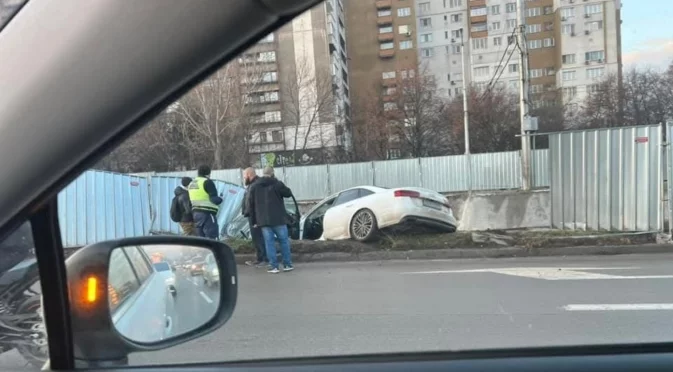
[349,209,379,242]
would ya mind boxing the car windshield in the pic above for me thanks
[153,262,170,272]
[2,0,673,370]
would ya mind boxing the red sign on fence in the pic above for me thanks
[635,137,649,144]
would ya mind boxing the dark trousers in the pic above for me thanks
[248,217,267,262]
[193,211,219,240]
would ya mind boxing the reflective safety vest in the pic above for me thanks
[188,177,219,213]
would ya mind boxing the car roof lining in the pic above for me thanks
[0,0,321,239]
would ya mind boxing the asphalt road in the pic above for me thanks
[170,270,220,337]
[126,253,673,366]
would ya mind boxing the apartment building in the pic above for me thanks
[414,0,621,105]
[243,0,352,167]
[345,0,420,158]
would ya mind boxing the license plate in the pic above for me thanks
[422,199,442,210]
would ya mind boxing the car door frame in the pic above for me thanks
[285,195,301,240]
[299,194,337,240]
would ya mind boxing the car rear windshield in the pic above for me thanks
[0,0,27,32]
[153,262,170,272]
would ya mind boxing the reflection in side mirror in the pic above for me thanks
[108,245,220,344]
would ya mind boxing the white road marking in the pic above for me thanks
[564,304,673,311]
[199,291,213,304]
[401,267,673,280]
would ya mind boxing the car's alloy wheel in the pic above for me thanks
[350,209,378,242]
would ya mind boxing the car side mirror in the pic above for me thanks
[65,236,237,368]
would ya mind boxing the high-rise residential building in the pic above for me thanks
[345,0,420,158]
[414,0,622,106]
[243,0,351,167]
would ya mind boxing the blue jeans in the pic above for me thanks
[193,211,219,240]
[261,225,292,269]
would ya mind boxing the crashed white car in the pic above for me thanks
[300,186,457,242]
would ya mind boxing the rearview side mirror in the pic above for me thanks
[65,236,237,368]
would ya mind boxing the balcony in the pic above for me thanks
[375,0,391,9]
[379,49,395,58]
[469,0,486,6]
[381,78,397,87]
[377,15,393,26]
[470,15,487,23]
[378,32,394,42]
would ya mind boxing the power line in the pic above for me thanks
[480,27,518,99]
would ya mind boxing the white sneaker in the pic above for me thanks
[267,267,280,274]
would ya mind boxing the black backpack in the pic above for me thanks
[170,195,183,223]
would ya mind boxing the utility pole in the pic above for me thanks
[516,0,532,190]
[460,28,470,155]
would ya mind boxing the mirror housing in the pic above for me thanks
[65,236,237,367]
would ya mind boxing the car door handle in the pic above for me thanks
[345,204,354,208]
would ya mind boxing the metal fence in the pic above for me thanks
[155,149,552,201]
[550,124,664,231]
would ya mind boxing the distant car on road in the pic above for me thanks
[189,261,205,276]
[153,261,177,296]
[108,246,175,342]
[202,253,219,287]
[300,186,457,242]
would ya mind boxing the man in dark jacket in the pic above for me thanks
[174,177,195,235]
[242,167,267,267]
[188,165,223,240]
[249,166,294,273]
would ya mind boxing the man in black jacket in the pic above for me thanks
[242,167,267,267]
[173,177,195,235]
[249,166,294,273]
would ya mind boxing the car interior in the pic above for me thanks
[2,0,672,370]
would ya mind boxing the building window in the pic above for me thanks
[382,71,396,79]
[260,132,268,143]
[451,29,462,39]
[397,7,411,17]
[563,86,578,99]
[472,22,487,32]
[530,84,543,93]
[491,5,500,15]
[271,130,283,142]
[562,54,576,64]
[526,7,541,17]
[399,25,409,34]
[586,20,603,30]
[257,51,276,62]
[585,50,605,62]
[261,71,278,82]
[530,69,544,78]
[421,48,434,57]
[400,40,413,49]
[266,111,281,122]
[562,24,575,35]
[450,0,462,7]
[527,39,542,49]
[509,80,519,90]
[471,7,487,17]
[585,4,601,15]
[545,67,555,76]
[383,102,398,111]
[527,24,541,33]
[491,21,501,31]
[506,3,516,13]
[587,67,605,79]
[508,63,518,73]
[420,33,433,43]
[388,149,402,160]
[588,84,601,93]
[420,17,431,27]
[473,66,490,77]
[380,42,394,50]
[377,9,392,17]
[561,7,575,18]
[544,6,553,15]
[379,25,393,33]
[401,69,416,79]
[472,37,487,49]
[544,22,554,31]
[562,70,576,81]
[543,37,555,47]
[506,19,517,29]
[493,36,502,46]
[419,2,431,12]
[451,44,462,54]
[260,33,275,43]
[384,86,397,96]
[451,13,462,22]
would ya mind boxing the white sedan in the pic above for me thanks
[299,186,457,242]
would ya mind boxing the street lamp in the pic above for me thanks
[452,28,470,155]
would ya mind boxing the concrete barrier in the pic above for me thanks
[457,190,550,231]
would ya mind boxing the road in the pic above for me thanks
[124,254,673,365]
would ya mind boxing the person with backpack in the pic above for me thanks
[170,177,195,235]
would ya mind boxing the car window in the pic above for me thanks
[359,189,374,198]
[333,189,362,206]
[153,262,170,272]
[123,247,152,284]
[0,0,28,31]
[108,248,140,314]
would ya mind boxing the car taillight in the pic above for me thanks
[394,190,420,198]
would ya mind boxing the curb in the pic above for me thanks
[233,243,673,265]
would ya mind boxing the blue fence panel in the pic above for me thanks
[58,170,150,248]
[420,155,469,192]
[328,162,373,195]
[373,158,422,188]
[283,165,329,201]
[470,151,522,191]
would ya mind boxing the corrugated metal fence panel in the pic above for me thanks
[283,165,329,200]
[159,170,197,178]
[373,158,422,188]
[531,149,549,188]
[420,155,469,192]
[210,169,243,185]
[470,151,522,191]
[550,124,662,231]
[213,181,246,234]
[58,170,150,247]
[328,162,373,195]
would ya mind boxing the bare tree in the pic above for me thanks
[351,87,391,161]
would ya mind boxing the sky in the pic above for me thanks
[620,0,673,70]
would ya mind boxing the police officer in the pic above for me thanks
[188,165,223,240]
